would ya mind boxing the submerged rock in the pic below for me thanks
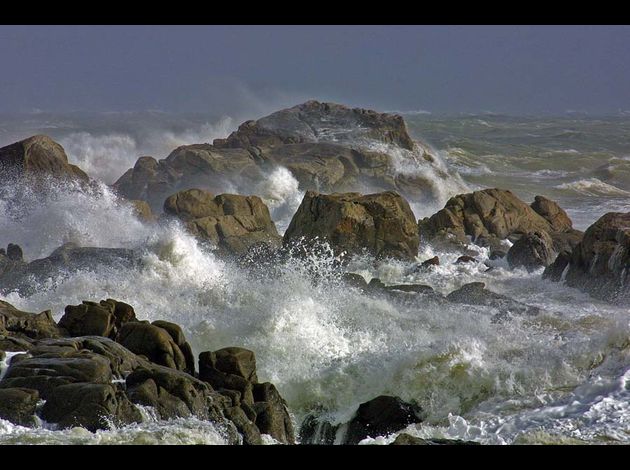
[163,189,281,257]
[545,212,630,302]
[343,395,422,445]
[283,190,419,261]
[446,282,540,317]
[390,433,480,445]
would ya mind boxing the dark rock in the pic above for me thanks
[506,231,556,271]
[164,189,281,257]
[542,251,571,282]
[6,244,23,262]
[446,282,540,316]
[223,405,263,445]
[456,255,477,264]
[421,256,440,267]
[368,278,386,291]
[385,284,434,294]
[283,191,419,261]
[41,382,142,432]
[0,388,40,427]
[116,322,187,371]
[201,347,258,383]
[0,135,89,183]
[99,299,137,330]
[58,301,117,339]
[298,414,339,445]
[344,395,422,445]
[391,433,480,445]
[341,272,368,290]
[0,300,64,340]
[151,320,195,375]
[556,212,630,302]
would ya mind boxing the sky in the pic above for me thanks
[1,25,629,116]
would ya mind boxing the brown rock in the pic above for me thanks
[58,301,117,339]
[116,322,187,371]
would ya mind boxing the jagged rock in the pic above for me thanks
[0,388,40,427]
[151,320,195,375]
[343,395,422,445]
[446,282,540,317]
[58,301,117,339]
[390,433,480,445]
[548,212,630,302]
[116,322,187,372]
[0,135,89,182]
[0,353,113,399]
[506,231,556,271]
[419,189,579,257]
[163,189,281,257]
[98,299,137,330]
[41,382,142,432]
[0,300,64,340]
[0,243,139,296]
[223,405,263,445]
[283,191,419,261]
[114,101,463,213]
[251,382,295,445]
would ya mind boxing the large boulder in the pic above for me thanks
[0,243,140,296]
[0,300,64,340]
[506,231,556,271]
[199,347,294,444]
[419,189,581,257]
[113,101,465,212]
[58,301,117,339]
[544,212,630,302]
[116,322,188,372]
[151,320,195,375]
[164,189,281,257]
[0,135,89,182]
[0,388,40,426]
[343,395,422,445]
[283,191,419,261]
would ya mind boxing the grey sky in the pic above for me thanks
[1,25,629,116]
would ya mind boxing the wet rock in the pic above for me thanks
[0,388,40,427]
[553,212,630,302]
[368,278,386,291]
[530,195,573,232]
[391,433,480,445]
[299,414,339,445]
[164,189,281,257]
[99,299,137,330]
[116,322,187,371]
[252,382,295,444]
[542,251,571,282]
[223,405,263,445]
[506,231,556,271]
[6,244,23,262]
[343,395,422,445]
[284,191,419,261]
[456,255,477,264]
[446,282,540,316]
[128,199,156,223]
[419,256,440,268]
[41,382,142,432]
[58,301,117,339]
[0,135,89,183]
[0,300,64,340]
[341,272,369,290]
[151,320,195,375]
[385,284,434,294]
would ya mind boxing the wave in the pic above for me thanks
[555,178,630,197]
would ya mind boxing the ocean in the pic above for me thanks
[1,111,629,444]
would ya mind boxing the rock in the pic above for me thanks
[341,273,368,290]
[223,405,263,445]
[151,320,195,375]
[283,191,419,261]
[0,135,89,183]
[542,251,571,282]
[251,382,295,444]
[553,212,630,302]
[368,278,386,291]
[343,395,422,445]
[164,189,281,257]
[6,244,23,262]
[58,301,117,339]
[506,231,556,271]
[298,414,339,445]
[421,256,440,267]
[114,101,463,213]
[530,195,573,232]
[446,282,540,317]
[199,348,258,402]
[0,300,64,340]
[0,353,113,399]
[0,243,139,296]
[391,433,480,445]
[456,255,477,264]
[99,299,137,330]
[116,322,187,372]
[41,382,142,432]
[128,199,156,223]
[0,388,40,427]
[419,189,576,254]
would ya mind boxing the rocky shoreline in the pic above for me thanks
[1,101,628,444]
